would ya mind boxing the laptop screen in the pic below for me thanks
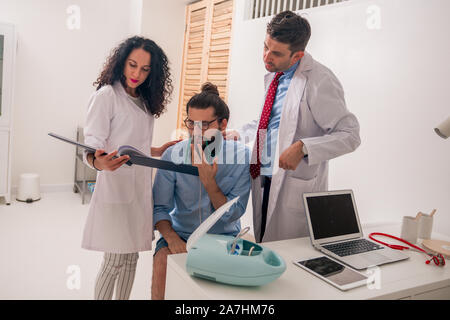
[306,193,360,240]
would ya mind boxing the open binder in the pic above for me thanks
[48,132,199,176]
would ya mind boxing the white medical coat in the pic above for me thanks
[239,52,361,243]
[82,81,154,253]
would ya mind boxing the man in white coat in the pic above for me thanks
[224,11,361,243]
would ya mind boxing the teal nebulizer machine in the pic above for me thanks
[185,197,286,286]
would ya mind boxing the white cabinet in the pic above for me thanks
[0,23,16,205]
[0,130,9,195]
[412,286,450,300]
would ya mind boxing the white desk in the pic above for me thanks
[165,223,450,300]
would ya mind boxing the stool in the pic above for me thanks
[17,173,41,203]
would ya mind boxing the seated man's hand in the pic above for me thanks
[190,143,227,210]
[192,143,218,190]
[156,220,187,254]
[166,233,187,254]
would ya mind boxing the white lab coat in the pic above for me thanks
[82,81,154,253]
[239,52,361,243]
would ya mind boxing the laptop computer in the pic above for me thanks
[303,190,409,270]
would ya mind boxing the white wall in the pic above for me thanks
[140,0,191,148]
[228,0,450,236]
[0,0,143,190]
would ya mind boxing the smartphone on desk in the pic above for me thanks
[293,256,370,291]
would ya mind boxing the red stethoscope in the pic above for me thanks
[369,232,446,267]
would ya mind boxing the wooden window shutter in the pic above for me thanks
[176,0,235,136]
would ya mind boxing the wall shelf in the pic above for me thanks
[73,126,97,204]
[0,23,16,205]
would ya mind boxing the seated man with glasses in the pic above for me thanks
[151,82,251,300]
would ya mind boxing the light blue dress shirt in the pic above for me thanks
[261,60,300,177]
[153,139,251,241]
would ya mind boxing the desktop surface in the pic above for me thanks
[165,223,450,300]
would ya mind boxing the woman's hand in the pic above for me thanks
[151,139,182,157]
[92,149,130,171]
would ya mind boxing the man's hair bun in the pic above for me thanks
[201,82,220,96]
[186,81,229,122]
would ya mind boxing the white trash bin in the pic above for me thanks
[17,173,41,203]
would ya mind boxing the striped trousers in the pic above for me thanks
[94,252,139,300]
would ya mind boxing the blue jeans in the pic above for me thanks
[153,236,187,256]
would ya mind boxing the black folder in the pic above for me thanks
[48,132,199,176]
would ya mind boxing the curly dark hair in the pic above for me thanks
[267,10,311,54]
[93,36,173,118]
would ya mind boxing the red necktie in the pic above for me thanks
[250,72,284,179]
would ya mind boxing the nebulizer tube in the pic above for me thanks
[230,226,251,255]
[192,121,204,227]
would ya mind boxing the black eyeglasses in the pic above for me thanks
[184,117,218,130]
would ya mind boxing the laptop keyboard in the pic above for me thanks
[322,239,383,257]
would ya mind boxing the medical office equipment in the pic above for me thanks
[401,213,421,244]
[401,210,436,244]
[73,127,97,204]
[303,190,409,270]
[418,210,435,240]
[435,116,450,139]
[185,197,287,286]
[368,233,446,266]
[230,226,251,255]
[293,256,369,291]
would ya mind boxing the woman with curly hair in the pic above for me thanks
[81,36,177,300]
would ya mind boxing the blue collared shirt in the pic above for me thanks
[153,139,251,240]
[261,60,300,177]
